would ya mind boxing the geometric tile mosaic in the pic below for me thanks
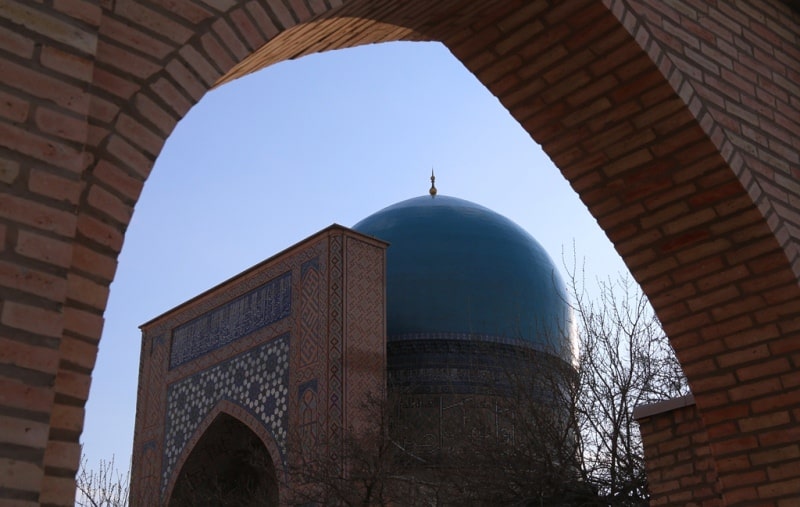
[162,334,290,491]
[169,272,291,368]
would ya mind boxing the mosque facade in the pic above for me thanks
[130,187,575,505]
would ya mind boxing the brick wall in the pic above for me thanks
[0,1,798,505]
[636,395,723,506]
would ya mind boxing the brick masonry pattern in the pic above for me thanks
[0,1,798,505]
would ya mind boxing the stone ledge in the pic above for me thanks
[633,394,696,420]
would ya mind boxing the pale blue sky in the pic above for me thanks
[81,41,629,472]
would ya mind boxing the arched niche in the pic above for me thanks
[168,413,279,507]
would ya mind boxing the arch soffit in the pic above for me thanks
[87,0,797,360]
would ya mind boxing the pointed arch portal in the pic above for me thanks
[0,1,799,505]
[167,414,279,507]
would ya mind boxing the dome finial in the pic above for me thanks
[429,168,437,197]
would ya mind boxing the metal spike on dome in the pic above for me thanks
[429,168,437,197]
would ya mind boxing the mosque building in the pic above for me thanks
[130,176,576,505]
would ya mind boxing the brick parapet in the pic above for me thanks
[636,396,723,506]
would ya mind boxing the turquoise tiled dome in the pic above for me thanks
[353,195,574,361]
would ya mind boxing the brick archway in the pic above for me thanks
[1,1,798,505]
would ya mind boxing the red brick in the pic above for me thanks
[738,411,791,432]
[754,300,800,325]
[40,45,94,82]
[116,114,164,156]
[1,0,97,54]
[686,284,740,312]
[91,66,140,99]
[87,184,133,224]
[690,372,738,392]
[34,106,87,143]
[0,457,45,492]
[115,0,193,44]
[96,39,160,80]
[53,368,91,401]
[736,357,791,381]
[211,17,249,60]
[729,377,784,402]
[158,0,213,24]
[92,161,143,206]
[75,213,123,252]
[751,444,800,466]
[42,440,81,470]
[0,121,83,173]
[229,7,267,51]
[265,0,295,29]
[762,282,800,304]
[15,229,72,269]
[28,169,82,205]
[0,194,75,236]
[244,2,280,41]
[70,243,116,283]
[48,402,84,434]
[4,56,91,111]
[178,44,221,87]
[151,76,193,115]
[63,305,104,341]
[98,15,172,60]
[767,461,800,482]
[758,477,800,499]
[0,88,30,123]
[52,0,102,26]
[711,433,760,458]
[0,259,67,300]
[716,343,771,369]
[288,0,310,20]
[751,389,800,414]
[725,469,769,490]
[723,485,760,503]
[106,134,154,179]
[199,32,236,77]
[59,335,97,370]
[0,24,35,58]
[39,475,77,506]
[0,414,49,449]
[0,336,59,374]
[165,59,206,101]
[1,300,64,338]
[66,272,109,310]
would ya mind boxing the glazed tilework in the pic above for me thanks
[169,272,292,368]
[327,235,344,444]
[161,335,290,491]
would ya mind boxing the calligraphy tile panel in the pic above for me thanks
[169,272,292,368]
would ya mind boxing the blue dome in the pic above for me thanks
[353,195,574,361]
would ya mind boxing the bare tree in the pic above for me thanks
[76,454,130,507]
[567,259,690,505]
[288,392,440,506]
